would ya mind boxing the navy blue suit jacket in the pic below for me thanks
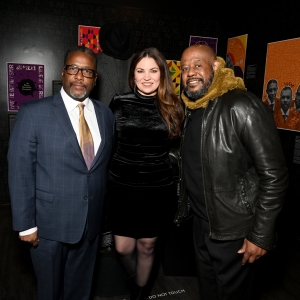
[8,92,115,243]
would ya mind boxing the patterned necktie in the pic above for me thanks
[78,104,94,169]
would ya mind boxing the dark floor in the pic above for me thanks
[1,202,300,300]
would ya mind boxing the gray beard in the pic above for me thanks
[183,72,214,101]
[70,87,87,100]
[70,89,87,100]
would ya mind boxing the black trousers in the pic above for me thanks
[193,215,256,300]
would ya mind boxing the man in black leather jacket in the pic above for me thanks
[176,44,289,300]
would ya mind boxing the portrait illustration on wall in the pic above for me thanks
[226,34,248,79]
[263,37,300,132]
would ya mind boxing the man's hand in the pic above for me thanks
[238,238,267,265]
[19,231,39,247]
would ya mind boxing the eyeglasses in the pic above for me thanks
[64,65,96,78]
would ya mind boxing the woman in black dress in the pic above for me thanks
[108,47,184,300]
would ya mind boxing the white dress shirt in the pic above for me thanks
[281,108,290,122]
[266,97,275,111]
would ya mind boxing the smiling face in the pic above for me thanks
[180,45,219,100]
[62,51,97,102]
[134,57,160,96]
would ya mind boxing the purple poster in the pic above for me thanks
[189,36,218,54]
[7,63,44,111]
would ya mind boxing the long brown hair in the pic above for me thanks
[129,47,184,139]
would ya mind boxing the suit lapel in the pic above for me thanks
[52,93,85,164]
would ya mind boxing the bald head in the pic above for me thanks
[180,44,220,100]
[181,44,217,63]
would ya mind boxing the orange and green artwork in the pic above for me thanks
[167,60,181,97]
[226,34,248,79]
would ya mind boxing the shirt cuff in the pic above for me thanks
[19,227,38,236]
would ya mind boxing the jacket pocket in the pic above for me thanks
[36,189,54,203]
[239,176,256,215]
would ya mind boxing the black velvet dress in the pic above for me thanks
[107,90,174,238]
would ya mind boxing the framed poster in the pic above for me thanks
[166,60,181,97]
[189,36,218,54]
[52,80,62,95]
[263,37,300,132]
[78,25,100,53]
[7,63,44,112]
[226,34,248,79]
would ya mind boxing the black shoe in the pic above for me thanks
[126,274,136,295]
[130,283,147,300]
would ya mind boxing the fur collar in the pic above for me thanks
[181,57,246,110]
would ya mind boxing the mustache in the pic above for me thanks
[70,82,87,88]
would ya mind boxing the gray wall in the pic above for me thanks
[0,0,226,203]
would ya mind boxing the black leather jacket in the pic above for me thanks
[175,89,289,251]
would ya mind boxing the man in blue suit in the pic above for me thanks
[7,46,115,300]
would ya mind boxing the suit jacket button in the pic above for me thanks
[84,196,88,201]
